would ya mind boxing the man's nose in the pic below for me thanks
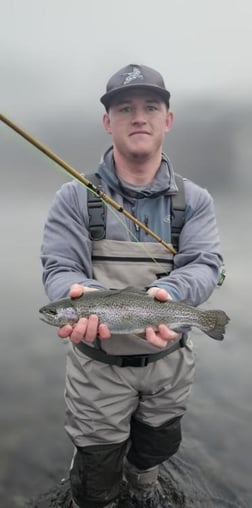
[131,108,147,124]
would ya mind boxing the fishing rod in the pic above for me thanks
[0,113,176,255]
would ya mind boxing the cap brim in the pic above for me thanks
[100,84,170,109]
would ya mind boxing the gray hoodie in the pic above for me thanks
[41,147,223,306]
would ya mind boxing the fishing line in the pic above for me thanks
[0,113,176,273]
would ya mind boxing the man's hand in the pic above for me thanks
[57,284,111,344]
[146,287,180,348]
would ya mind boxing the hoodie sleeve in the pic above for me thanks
[40,181,106,300]
[148,180,223,306]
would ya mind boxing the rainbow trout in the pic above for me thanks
[39,289,229,340]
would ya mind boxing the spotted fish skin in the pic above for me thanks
[39,288,230,341]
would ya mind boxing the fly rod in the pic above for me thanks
[0,113,176,255]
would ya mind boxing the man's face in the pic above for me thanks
[103,90,173,162]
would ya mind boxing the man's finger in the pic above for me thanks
[158,324,178,339]
[98,323,111,340]
[84,314,99,342]
[69,284,85,298]
[147,287,171,301]
[69,317,88,343]
[145,327,167,348]
[57,324,73,338]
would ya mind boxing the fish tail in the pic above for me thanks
[202,310,230,341]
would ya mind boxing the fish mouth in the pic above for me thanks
[39,307,58,325]
[39,306,57,316]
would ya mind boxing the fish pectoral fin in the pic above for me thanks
[170,325,192,334]
[134,332,147,340]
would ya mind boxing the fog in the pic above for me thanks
[1,1,252,507]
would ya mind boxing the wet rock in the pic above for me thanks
[26,477,72,508]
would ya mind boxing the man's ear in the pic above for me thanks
[165,111,174,133]
[103,113,112,134]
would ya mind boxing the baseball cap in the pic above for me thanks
[100,64,171,109]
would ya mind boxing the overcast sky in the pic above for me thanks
[1,0,252,122]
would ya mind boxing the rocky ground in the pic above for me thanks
[26,477,72,508]
[26,471,185,508]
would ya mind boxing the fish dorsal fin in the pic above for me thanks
[109,286,146,295]
[180,299,194,306]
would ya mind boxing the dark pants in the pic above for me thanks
[70,415,182,508]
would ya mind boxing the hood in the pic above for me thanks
[97,147,178,201]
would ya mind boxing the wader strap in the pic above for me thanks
[86,172,185,249]
[74,336,186,367]
[171,174,185,252]
[86,173,106,240]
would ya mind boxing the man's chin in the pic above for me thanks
[129,150,151,161]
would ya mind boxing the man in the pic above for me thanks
[41,64,223,508]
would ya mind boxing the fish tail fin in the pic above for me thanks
[202,310,230,341]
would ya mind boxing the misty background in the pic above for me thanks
[0,1,252,507]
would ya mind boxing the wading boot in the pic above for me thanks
[72,501,118,508]
[124,460,165,507]
[128,482,165,507]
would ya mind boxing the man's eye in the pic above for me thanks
[119,106,131,113]
[118,106,130,113]
[147,105,158,111]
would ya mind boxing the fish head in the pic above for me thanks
[39,300,79,327]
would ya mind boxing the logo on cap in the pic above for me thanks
[122,66,144,85]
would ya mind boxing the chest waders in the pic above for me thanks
[68,175,196,508]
